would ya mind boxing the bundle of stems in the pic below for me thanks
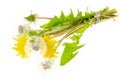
[28,7,117,46]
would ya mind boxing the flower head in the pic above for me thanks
[43,35,58,58]
[13,34,28,58]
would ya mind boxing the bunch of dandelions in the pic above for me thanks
[13,7,117,70]
[13,24,58,70]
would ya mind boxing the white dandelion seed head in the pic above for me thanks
[40,59,54,70]
[27,36,47,55]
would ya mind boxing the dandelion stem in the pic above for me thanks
[38,17,52,20]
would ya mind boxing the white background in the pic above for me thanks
[0,0,120,80]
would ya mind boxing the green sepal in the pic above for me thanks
[25,14,36,23]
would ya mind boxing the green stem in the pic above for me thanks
[38,17,52,20]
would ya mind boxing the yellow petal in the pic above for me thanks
[42,35,58,58]
[13,34,28,58]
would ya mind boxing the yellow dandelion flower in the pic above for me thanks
[13,34,28,58]
[43,35,58,58]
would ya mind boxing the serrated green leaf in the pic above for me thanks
[84,12,94,21]
[60,42,84,66]
[71,34,81,43]
[41,16,59,29]
[40,9,75,29]
[60,11,66,22]
[66,9,74,21]
[76,20,90,34]
[60,17,91,66]
[76,10,82,19]
[100,7,109,12]
[60,31,86,66]
[48,16,59,27]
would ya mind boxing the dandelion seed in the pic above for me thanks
[41,59,54,70]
